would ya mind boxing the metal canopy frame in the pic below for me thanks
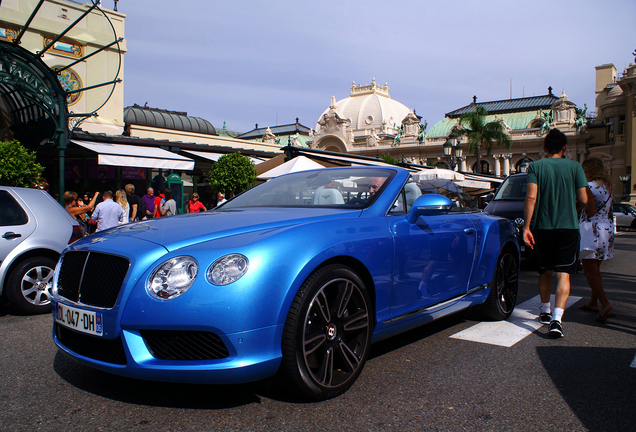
[0,0,123,199]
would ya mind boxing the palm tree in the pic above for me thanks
[455,106,511,174]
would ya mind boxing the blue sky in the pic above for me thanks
[119,0,636,133]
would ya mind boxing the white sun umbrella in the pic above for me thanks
[412,167,465,182]
[258,156,325,179]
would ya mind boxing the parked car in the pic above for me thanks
[51,166,520,400]
[0,187,84,314]
[483,172,529,253]
[613,202,636,229]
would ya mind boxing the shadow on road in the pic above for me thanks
[53,352,267,408]
[537,345,636,432]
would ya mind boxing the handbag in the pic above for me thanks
[580,219,595,252]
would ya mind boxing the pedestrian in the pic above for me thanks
[578,155,616,322]
[522,128,589,338]
[154,188,165,217]
[115,189,130,224]
[124,184,142,221]
[217,192,227,206]
[160,189,177,216]
[141,187,155,219]
[90,190,124,232]
[63,190,99,230]
[186,193,207,213]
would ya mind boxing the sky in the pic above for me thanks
[118,0,636,134]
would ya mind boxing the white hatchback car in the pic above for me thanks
[0,187,84,313]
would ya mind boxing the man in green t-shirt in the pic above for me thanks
[523,128,588,338]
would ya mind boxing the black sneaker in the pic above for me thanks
[539,312,551,325]
[549,320,564,338]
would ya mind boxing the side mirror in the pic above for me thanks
[407,194,452,223]
[483,193,494,203]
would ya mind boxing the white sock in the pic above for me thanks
[552,308,564,322]
[541,302,551,314]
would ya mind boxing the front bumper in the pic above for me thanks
[53,318,284,384]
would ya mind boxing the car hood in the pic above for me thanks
[81,207,362,252]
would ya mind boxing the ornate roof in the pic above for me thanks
[445,89,559,118]
[317,79,411,131]
[124,104,217,135]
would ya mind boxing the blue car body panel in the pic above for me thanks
[51,166,519,385]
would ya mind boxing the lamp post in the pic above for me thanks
[518,157,531,173]
[443,133,463,171]
[619,175,630,201]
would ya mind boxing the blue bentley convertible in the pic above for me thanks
[51,166,519,400]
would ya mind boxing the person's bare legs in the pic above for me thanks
[554,272,571,310]
[582,259,613,319]
[539,270,553,304]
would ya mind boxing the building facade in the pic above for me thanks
[586,58,636,203]
[310,80,589,178]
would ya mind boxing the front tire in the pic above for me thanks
[476,249,518,320]
[280,264,372,400]
[5,257,57,314]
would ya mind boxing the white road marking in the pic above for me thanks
[450,295,582,347]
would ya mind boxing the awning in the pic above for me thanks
[71,140,195,170]
[182,150,267,165]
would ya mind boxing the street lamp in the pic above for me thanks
[443,133,463,170]
[518,157,531,173]
[619,175,630,201]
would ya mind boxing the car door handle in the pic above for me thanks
[2,232,22,239]
[464,228,475,235]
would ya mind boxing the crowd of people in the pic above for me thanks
[62,184,207,233]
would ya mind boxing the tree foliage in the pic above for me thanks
[208,152,256,197]
[456,106,511,157]
[0,140,44,188]
[453,106,512,174]
[380,153,398,165]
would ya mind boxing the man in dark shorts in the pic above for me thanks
[522,129,588,338]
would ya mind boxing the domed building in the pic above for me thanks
[310,79,422,153]
[310,80,589,178]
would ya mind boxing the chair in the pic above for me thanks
[404,183,422,211]
[316,189,344,205]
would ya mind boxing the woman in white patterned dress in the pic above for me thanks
[578,156,615,322]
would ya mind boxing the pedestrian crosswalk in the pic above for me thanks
[449,294,581,347]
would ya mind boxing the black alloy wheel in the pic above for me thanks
[281,264,372,400]
[476,249,518,321]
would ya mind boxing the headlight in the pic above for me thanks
[147,256,198,300]
[207,254,249,286]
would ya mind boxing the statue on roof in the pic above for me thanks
[540,109,553,135]
[574,104,588,133]
[392,123,403,147]
[418,121,428,143]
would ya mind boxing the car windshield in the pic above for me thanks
[493,175,527,201]
[222,167,397,209]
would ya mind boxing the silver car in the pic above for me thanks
[613,202,636,230]
[0,187,84,314]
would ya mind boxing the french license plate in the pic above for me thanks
[55,303,103,336]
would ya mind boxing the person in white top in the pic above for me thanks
[116,189,130,224]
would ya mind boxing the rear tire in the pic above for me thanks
[280,264,372,400]
[476,249,518,320]
[5,257,56,314]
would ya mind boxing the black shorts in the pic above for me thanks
[534,229,580,274]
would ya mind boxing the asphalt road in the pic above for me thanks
[1,232,635,432]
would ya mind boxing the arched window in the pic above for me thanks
[472,160,490,174]
[529,119,544,129]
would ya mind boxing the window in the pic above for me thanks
[472,160,490,175]
[0,191,28,226]
[619,115,626,136]
[606,117,614,142]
